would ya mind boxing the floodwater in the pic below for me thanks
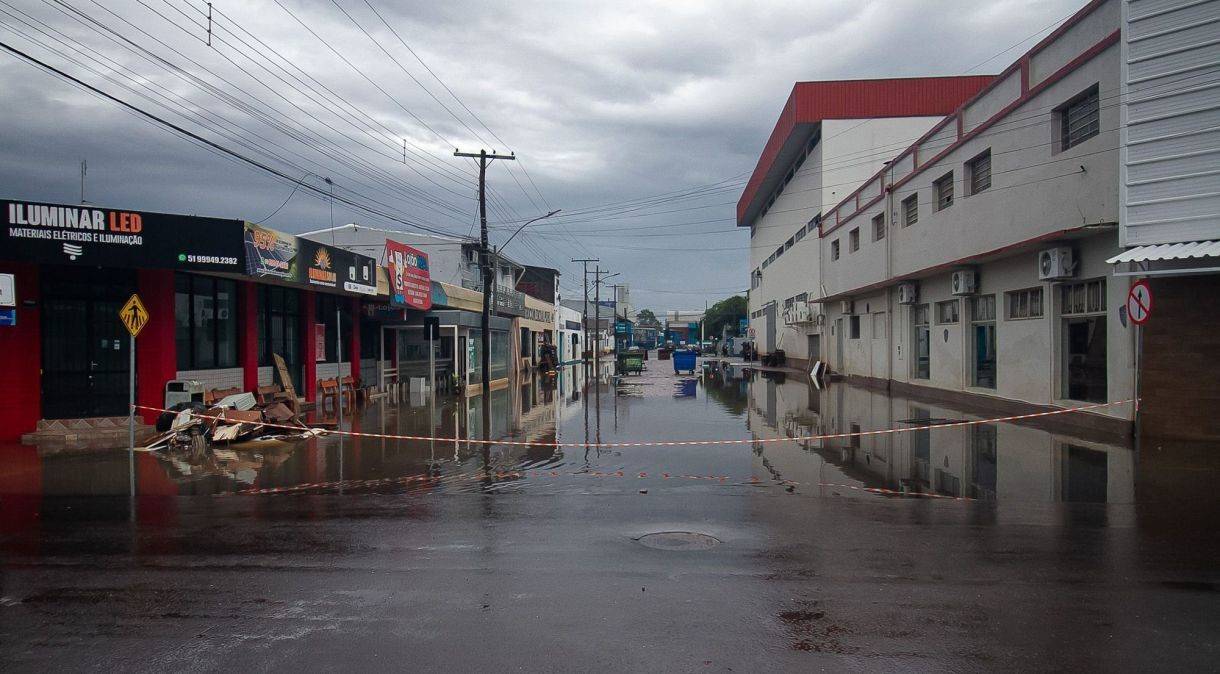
[2,356,1219,670]
[3,358,1213,504]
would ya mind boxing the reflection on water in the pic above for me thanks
[744,370,1218,505]
[0,357,1216,509]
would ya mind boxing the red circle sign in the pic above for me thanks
[1127,280,1153,325]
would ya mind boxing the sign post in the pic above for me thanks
[424,316,440,459]
[1126,279,1153,431]
[1126,280,1152,325]
[119,293,149,507]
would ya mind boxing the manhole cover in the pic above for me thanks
[636,532,720,550]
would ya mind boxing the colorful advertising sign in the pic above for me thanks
[384,239,431,310]
[244,222,298,280]
[243,223,377,296]
[4,199,243,272]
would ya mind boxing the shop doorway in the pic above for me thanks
[41,267,137,419]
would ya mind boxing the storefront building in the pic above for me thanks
[0,199,384,442]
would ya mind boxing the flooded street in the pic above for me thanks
[2,357,1219,670]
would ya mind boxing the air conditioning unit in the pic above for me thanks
[897,283,918,305]
[840,300,855,315]
[951,269,978,296]
[1038,246,1076,280]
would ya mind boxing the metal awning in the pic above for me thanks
[1108,240,1220,276]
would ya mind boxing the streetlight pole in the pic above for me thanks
[572,258,599,366]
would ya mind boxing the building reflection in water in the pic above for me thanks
[744,371,1136,504]
[0,365,595,508]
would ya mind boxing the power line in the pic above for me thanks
[0,38,476,239]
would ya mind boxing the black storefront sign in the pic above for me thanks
[3,199,243,272]
[297,238,377,295]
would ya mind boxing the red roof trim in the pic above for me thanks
[737,76,995,227]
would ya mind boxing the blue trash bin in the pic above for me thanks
[672,349,697,374]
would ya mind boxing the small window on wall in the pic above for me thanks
[1058,84,1100,152]
[936,300,960,324]
[849,228,860,252]
[1006,288,1044,319]
[934,172,954,211]
[966,150,991,195]
[175,274,238,370]
[873,213,885,241]
[831,240,841,260]
[902,194,918,226]
[849,315,861,339]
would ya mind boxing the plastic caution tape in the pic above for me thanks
[134,398,1134,450]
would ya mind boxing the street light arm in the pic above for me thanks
[502,209,561,251]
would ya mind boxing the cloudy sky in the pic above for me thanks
[0,0,1084,312]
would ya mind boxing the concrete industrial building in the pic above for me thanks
[742,0,1140,435]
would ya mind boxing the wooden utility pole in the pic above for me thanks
[592,269,618,374]
[572,258,598,365]
[455,149,514,399]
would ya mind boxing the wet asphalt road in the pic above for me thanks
[2,360,1219,671]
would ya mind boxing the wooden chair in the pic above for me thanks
[339,375,357,410]
[319,378,341,413]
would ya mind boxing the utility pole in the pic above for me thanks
[572,258,598,366]
[79,159,86,204]
[592,269,619,374]
[455,149,514,400]
[594,266,601,374]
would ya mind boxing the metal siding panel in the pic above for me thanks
[1123,0,1220,245]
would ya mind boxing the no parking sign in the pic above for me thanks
[1126,280,1152,326]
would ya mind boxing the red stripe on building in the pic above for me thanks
[737,76,995,226]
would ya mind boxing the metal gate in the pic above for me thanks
[41,267,137,419]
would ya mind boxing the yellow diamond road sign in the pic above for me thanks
[119,293,149,338]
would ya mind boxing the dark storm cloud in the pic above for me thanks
[0,0,1084,311]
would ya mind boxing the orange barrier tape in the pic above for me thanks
[134,398,1134,450]
[229,469,971,501]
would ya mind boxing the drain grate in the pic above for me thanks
[636,531,721,550]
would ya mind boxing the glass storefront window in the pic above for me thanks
[175,274,238,370]
[315,294,351,362]
[258,285,302,387]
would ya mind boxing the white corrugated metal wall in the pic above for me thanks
[1120,0,1220,246]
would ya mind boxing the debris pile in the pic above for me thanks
[142,391,324,453]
